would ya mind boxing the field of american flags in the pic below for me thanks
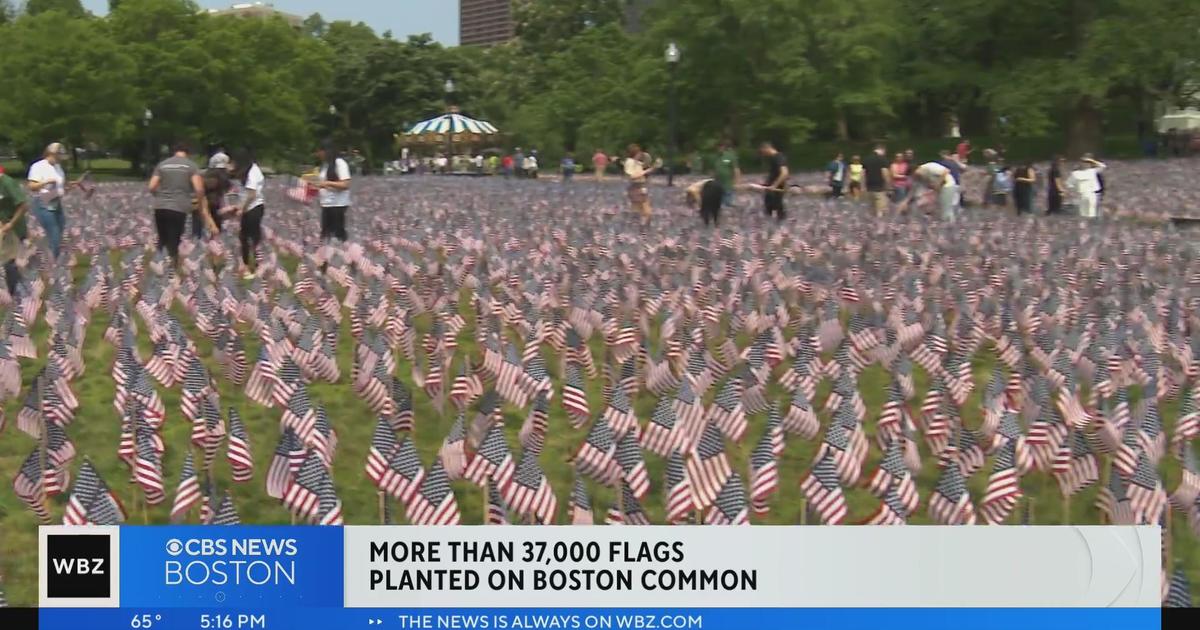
[1,170,1199,608]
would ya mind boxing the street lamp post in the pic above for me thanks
[143,108,154,176]
[444,78,456,174]
[665,42,680,187]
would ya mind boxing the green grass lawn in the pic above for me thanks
[0,254,1196,607]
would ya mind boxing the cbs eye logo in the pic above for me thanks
[166,539,185,556]
[46,534,111,598]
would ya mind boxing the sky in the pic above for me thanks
[80,0,460,45]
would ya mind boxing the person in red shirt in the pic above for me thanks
[955,138,972,164]
[592,149,610,180]
[501,154,515,178]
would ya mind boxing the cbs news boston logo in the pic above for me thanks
[39,526,121,607]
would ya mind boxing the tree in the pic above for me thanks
[302,12,328,38]
[514,0,625,55]
[0,0,15,25]
[25,0,87,17]
[0,11,137,157]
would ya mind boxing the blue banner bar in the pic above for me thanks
[40,607,1161,630]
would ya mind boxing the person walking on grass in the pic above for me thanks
[624,143,656,223]
[0,166,30,299]
[826,152,847,198]
[889,152,910,205]
[592,149,609,181]
[229,150,266,279]
[1047,156,1067,215]
[686,178,725,227]
[1013,162,1036,215]
[902,160,957,221]
[847,155,865,200]
[713,139,741,208]
[313,140,352,242]
[201,153,232,235]
[863,145,891,217]
[760,141,789,222]
[561,152,575,182]
[1069,154,1106,219]
[149,143,211,265]
[27,142,84,259]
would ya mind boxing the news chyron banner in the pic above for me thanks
[40,526,1162,630]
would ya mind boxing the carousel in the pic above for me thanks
[397,107,501,174]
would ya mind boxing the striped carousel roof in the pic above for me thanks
[405,113,499,136]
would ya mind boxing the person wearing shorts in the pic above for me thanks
[863,145,891,216]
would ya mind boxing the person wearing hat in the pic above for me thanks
[201,152,233,235]
[0,165,30,298]
[149,142,210,264]
[27,142,82,258]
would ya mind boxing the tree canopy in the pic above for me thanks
[0,0,1196,169]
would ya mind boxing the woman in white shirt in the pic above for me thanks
[27,142,82,258]
[230,149,266,279]
[1069,156,1106,219]
[314,141,352,242]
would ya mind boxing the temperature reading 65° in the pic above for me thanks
[130,614,163,628]
[199,613,267,629]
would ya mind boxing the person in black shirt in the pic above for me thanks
[201,154,232,235]
[863,144,891,216]
[1046,156,1066,215]
[760,141,789,222]
[1013,162,1036,215]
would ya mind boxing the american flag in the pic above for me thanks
[799,451,848,525]
[266,428,304,499]
[282,451,325,522]
[134,431,165,505]
[503,450,557,524]
[1126,452,1167,524]
[980,440,1023,524]
[464,423,516,488]
[705,473,750,525]
[63,459,126,526]
[486,482,510,525]
[711,378,748,443]
[407,459,461,525]
[575,415,619,485]
[614,432,650,499]
[561,362,590,426]
[686,421,732,511]
[366,417,399,487]
[227,408,253,482]
[748,420,780,516]
[210,491,240,525]
[928,455,977,526]
[170,452,202,522]
[569,477,593,525]
[605,482,650,526]
[664,452,694,524]
[439,413,468,480]
[381,436,426,505]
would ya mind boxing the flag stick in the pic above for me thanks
[615,479,626,524]
[1098,457,1113,524]
[800,497,808,525]
[1164,504,1173,575]
[1061,491,1071,525]
[378,490,386,526]
[481,481,489,525]
[1027,495,1036,524]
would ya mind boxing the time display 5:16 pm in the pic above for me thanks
[199,613,267,629]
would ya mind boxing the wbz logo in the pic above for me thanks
[46,534,111,598]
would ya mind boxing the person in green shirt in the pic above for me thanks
[0,168,30,298]
[713,140,741,208]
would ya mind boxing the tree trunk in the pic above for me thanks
[1065,96,1102,158]
[835,107,849,142]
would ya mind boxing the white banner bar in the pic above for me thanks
[344,526,1161,608]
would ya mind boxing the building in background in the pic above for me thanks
[624,0,654,33]
[460,0,515,47]
[206,2,303,28]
